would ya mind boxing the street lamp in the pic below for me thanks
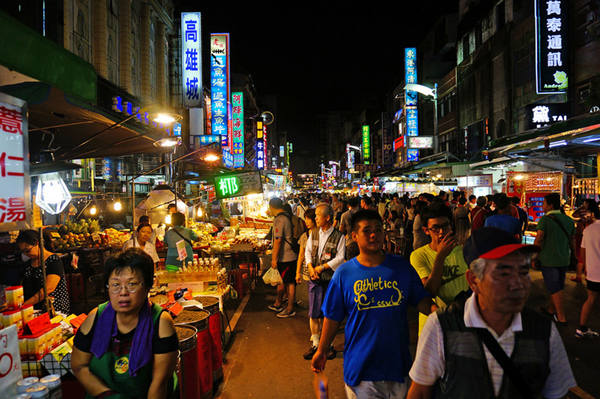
[404,83,438,152]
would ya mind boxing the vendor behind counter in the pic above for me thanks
[16,230,70,314]
[164,212,198,269]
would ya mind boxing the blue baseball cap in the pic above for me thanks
[463,227,539,265]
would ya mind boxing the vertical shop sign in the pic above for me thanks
[0,94,30,231]
[362,125,371,165]
[381,112,393,168]
[535,0,567,94]
[405,48,418,106]
[256,121,265,169]
[181,12,202,107]
[210,34,230,142]
[231,92,244,168]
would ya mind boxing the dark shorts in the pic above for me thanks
[541,266,568,294]
[277,260,297,285]
[307,280,324,319]
[586,279,600,292]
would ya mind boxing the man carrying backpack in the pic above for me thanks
[303,203,346,360]
[268,197,300,318]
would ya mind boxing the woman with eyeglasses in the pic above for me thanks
[16,230,70,314]
[71,248,178,399]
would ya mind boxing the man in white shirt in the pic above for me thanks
[577,203,600,338]
[303,203,346,360]
[408,227,576,399]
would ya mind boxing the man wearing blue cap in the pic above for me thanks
[407,227,576,399]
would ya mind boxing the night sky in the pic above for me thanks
[179,1,457,171]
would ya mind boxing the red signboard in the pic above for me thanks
[394,136,404,151]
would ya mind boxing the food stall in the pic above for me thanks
[571,177,599,206]
[456,174,493,197]
[506,171,563,222]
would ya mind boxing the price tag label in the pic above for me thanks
[25,313,51,335]
[50,232,61,239]
[0,325,22,390]
[167,301,183,317]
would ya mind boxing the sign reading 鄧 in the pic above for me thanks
[181,12,202,108]
[535,0,567,94]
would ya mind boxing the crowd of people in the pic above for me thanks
[265,189,599,398]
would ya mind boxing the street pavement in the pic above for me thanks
[216,270,600,399]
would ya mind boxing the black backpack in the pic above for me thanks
[277,212,307,254]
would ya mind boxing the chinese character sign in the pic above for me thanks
[405,48,418,106]
[0,94,30,231]
[210,34,230,141]
[407,148,420,162]
[232,92,244,168]
[181,12,202,107]
[535,0,567,93]
[406,107,418,136]
[216,176,241,198]
[362,125,371,165]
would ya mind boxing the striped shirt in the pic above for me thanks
[409,294,576,398]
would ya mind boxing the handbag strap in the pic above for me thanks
[474,328,532,398]
[171,227,193,247]
[546,215,571,241]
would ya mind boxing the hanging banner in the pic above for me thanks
[535,0,567,94]
[362,125,371,165]
[405,48,418,106]
[232,92,244,168]
[210,33,230,142]
[181,12,202,107]
[256,121,265,169]
[0,93,29,232]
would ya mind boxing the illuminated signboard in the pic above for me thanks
[256,121,265,169]
[210,33,230,142]
[405,48,418,106]
[408,136,433,149]
[111,96,172,135]
[0,93,31,231]
[406,107,418,137]
[347,146,355,170]
[393,136,404,151]
[279,145,285,157]
[173,123,181,137]
[525,103,569,129]
[214,171,262,199]
[199,135,221,144]
[181,12,202,107]
[407,148,420,162]
[232,92,244,168]
[362,125,370,165]
[222,149,233,168]
[288,142,293,153]
[535,0,567,94]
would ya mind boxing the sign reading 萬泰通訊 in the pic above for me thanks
[0,93,30,232]
[535,0,567,94]
[362,125,370,165]
[214,171,263,199]
[210,33,230,142]
[182,12,202,108]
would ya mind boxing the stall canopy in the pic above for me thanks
[0,82,169,160]
[134,185,188,226]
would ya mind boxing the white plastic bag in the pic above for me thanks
[263,268,283,286]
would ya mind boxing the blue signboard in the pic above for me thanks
[406,107,419,137]
[181,12,202,107]
[405,48,418,106]
[407,149,420,162]
[222,148,233,168]
[210,34,229,142]
[172,123,181,137]
[256,138,265,170]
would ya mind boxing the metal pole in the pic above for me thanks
[38,228,53,318]
[434,83,439,154]
[131,178,135,229]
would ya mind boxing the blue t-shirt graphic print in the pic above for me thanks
[322,254,430,386]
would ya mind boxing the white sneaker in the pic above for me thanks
[575,327,600,338]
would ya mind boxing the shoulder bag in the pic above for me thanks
[546,215,577,269]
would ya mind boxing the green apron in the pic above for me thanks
[87,302,173,399]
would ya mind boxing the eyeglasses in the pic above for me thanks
[427,222,451,233]
[107,281,143,294]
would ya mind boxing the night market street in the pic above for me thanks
[217,270,600,399]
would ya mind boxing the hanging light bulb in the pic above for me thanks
[165,214,172,225]
[113,200,122,211]
[89,205,98,216]
[197,207,203,218]
[35,173,72,214]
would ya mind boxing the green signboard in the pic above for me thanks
[362,125,370,165]
[214,171,263,199]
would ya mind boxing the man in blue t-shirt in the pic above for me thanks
[311,210,435,398]
[484,193,521,239]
